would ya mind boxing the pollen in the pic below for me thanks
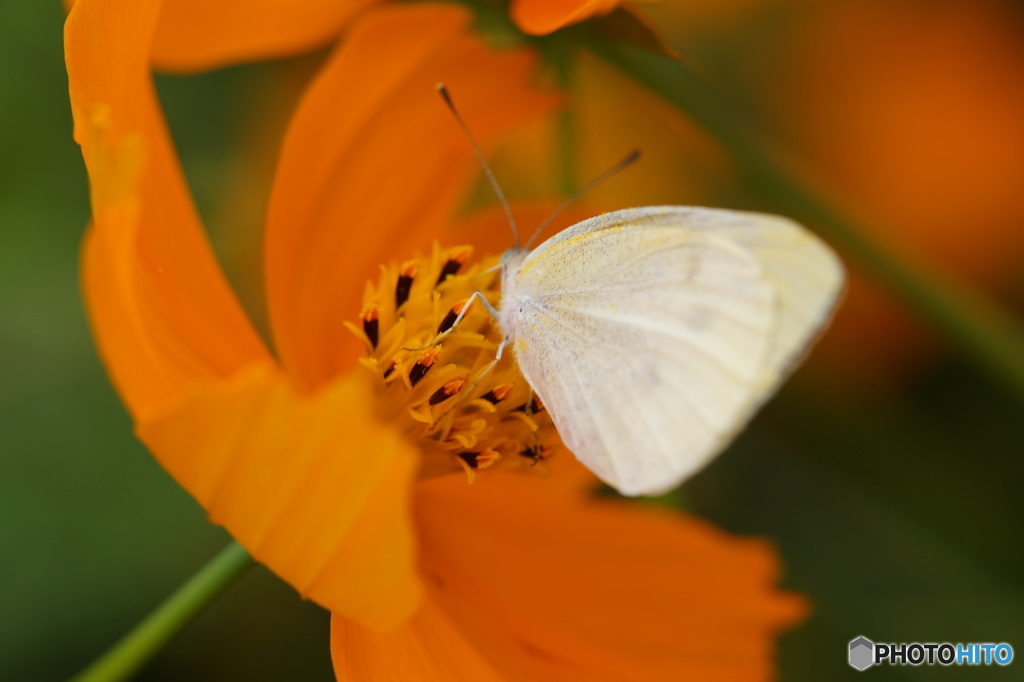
[348,243,560,483]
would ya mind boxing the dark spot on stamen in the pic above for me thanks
[382,362,396,380]
[409,348,441,387]
[438,299,471,335]
[512,395,545,414]
[409,348,440,387]
[409,362,430,386]
[481,382,513,405]
[359,304,380,348]
[437,308,460,334]
[435,258,462,285]
[428,376,467,405]
[395,274,413,309]
[363,318,379,348]
[521,445,543,464]
[458,451,481,468]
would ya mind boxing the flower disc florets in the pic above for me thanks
[346,244,559,482]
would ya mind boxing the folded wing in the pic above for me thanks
[511,207,843,495]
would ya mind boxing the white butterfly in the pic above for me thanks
[495,206,843,496]
[435,84,843,496]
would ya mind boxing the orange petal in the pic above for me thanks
[331,596,505,681]
[66,0,271,421]
[510,0,622,35]
[137,365,421,630]
[264,3,558,391]
[150,0,378,73]
[336,471,805,679]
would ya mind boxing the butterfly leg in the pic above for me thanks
[429,333,509,429]
[402,289,499,351]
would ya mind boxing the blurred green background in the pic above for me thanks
[3,0,1024,680]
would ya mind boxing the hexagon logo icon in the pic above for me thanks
[849,636,875,671]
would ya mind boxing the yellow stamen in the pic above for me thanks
[475,449,502,470]
[399,259,419,278]
[417,346,441,368]
[360,302,379,322]
[456,448,502,484]
[448,245,473,264]
[482,382,514,404]
[346,244,562,483]
[429,376,468,406]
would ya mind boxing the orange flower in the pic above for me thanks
[67,0,804,674]
[333,459,805,679]
[65,0,664,73]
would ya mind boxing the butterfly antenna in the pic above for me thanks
[524,149,642,250]
[437,83,521,248]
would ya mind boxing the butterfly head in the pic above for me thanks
[499,247,529,270]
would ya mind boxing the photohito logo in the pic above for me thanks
[849,637,875,671]
[848,636,1014,670]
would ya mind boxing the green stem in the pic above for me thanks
[73,542,253,682]
[592,42,1024,401]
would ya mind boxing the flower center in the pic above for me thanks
[345,244,560,482]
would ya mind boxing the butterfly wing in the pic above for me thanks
[509,206,843,496]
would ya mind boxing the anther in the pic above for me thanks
[396,259,418,309]
[521,445,543,464]
[429,376,467,405]
[435,245,473,285]
[513,394,545,414]
[350,246,560,484]
[409,346,441,386]
[360,302,380,348]
[438,298,472,334]
[458,448,501,470]
[456,448,502,484]
[481,382,514,405]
